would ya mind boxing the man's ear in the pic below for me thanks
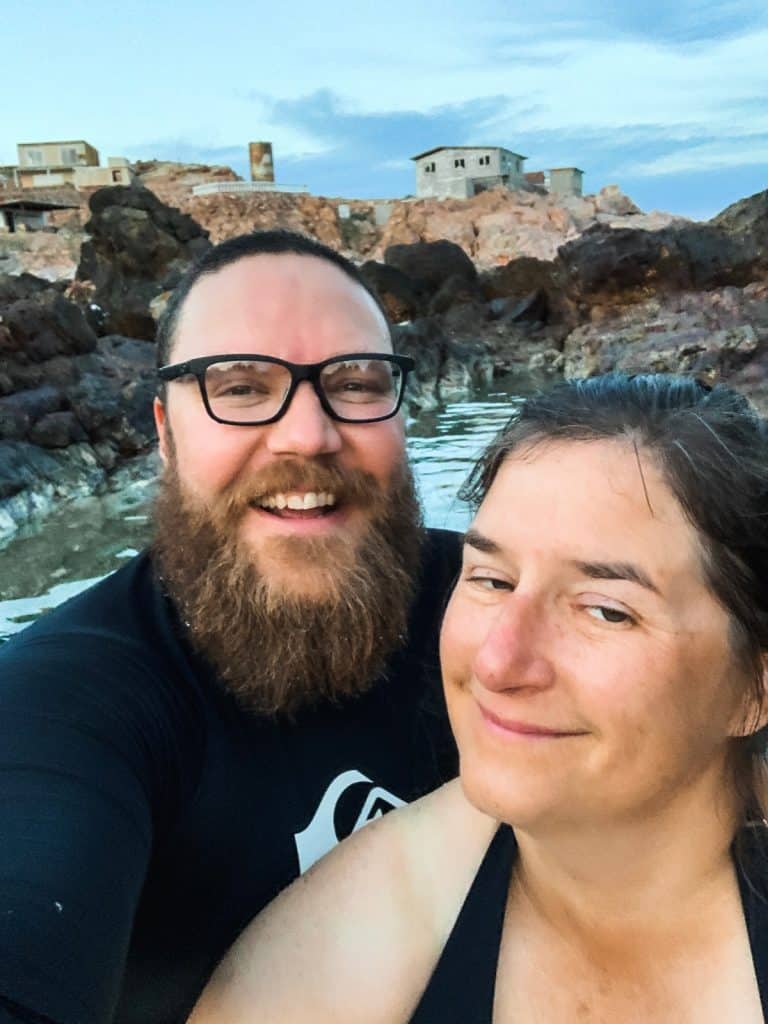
[154,397,170,466]
[730,653,768,739]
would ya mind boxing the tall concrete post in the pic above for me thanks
[249,142,275,183]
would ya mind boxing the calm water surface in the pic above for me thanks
[0,381,530,641]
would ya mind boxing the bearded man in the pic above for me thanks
[0,232,460,1024]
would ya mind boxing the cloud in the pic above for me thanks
[622,137,768,177]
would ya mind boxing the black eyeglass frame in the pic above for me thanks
[156,352,416,426]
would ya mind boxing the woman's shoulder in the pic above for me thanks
[190,780,497,1024]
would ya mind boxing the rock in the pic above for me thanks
[0,442,64,500]
[503,289,550,325]
[76,184,211,339]
[384,240,478,300]
[557,222,763,318]
[428,274,483,316]
[561,287,768,380]
[710,189,768,267]
[595,185,642,217]
[2,290,97,363]
[30,411,88,448]
[0,385,62,422]
[359,261,422,322]
[0,272,52,305]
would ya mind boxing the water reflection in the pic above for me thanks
[0,381,528,640]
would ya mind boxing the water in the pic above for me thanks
[0,383,529,641]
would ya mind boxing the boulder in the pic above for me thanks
[30,411,88,449]
[76,184,211,339]
[557,222,763,318]
[1,290,97,363]
[359,261,422,322]
[710,189,768,267]
[384,240,477,300]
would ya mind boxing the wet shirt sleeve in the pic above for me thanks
[0,631,172,1024]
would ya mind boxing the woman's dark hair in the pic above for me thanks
[462,373,768,829]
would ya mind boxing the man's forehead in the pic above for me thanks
[183,252,369,309]
[172,252,390,361]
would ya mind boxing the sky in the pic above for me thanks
[3,0,767,220]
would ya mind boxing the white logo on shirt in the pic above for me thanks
[294,769,405,873]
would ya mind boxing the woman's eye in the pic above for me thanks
[468,575,513,591]
[586,605,632,624]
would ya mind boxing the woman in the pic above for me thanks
[190,373,768,1022]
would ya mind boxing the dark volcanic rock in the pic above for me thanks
[359,260,422,322]
[428,274,483,316]
[558,222,763,318]
[0,273,52,305]
[76,184,211,339]
[384,240,477,300]
[2,291,97,364]
[30,411,88,448]
[480,257,562,323]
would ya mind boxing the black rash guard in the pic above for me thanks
[408,825,768,1023]
[0,529,460,1024]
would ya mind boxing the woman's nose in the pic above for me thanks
[472,593,556,694]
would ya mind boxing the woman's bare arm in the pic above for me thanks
[189,779,496,1024]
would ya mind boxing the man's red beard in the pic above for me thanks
[151,455,425,716]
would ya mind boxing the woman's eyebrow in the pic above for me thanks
[571,560,660,594]
[463,531,661,595]
[463,528,502,554]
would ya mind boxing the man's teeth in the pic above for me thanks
[257,492,336,510]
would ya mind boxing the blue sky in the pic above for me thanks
[3,0,767,219]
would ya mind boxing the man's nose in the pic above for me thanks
[472,593,556,694]
[265,381,343,458]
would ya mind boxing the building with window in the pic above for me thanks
[13,141,133,189]
[411,146,527,199]
[17,140,99,187]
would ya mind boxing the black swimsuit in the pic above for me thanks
[409,825,768,1023]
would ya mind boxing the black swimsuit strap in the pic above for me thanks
[409,824,517,1024]
[735,832,768,1020]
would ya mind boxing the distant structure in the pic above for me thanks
[412,146,585,200]
[8,141,134,189]
[549,167,584,197]
[249,141,275,183]
[0,197,80,233]
[412,146,526,199]
[192,142,308,196]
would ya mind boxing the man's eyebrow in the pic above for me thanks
[463,528,502,554]
[572,560,660,594]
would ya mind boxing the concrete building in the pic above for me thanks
[17,140,99,188]
[411,146,527,199]
[549,167,584,197]
[72,157,133,188]
[11,142,134,189]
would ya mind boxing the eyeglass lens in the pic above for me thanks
[203,357,405,422]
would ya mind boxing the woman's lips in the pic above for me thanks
[477,702,587,739]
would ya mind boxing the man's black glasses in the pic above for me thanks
[157,352,415,425]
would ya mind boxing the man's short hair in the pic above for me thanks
[156,230,390,370]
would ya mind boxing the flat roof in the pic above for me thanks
[0,198,80,211]
[18,140,94,147]
[411,145,527,161]
[549,167,585,173]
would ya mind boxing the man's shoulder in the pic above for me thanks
[4,550,163,653]
[0,550,193,712]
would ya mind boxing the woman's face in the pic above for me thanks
[441,438,756,831]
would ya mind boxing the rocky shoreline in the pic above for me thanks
[1,177,766,543]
